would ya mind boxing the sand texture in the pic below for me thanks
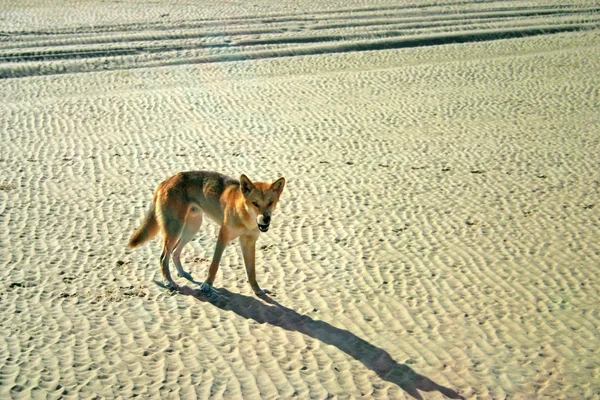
[1,1,600,398]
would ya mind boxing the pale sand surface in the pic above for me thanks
[1,1,600,399]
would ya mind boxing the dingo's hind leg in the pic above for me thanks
[173,210,202,280]
[156,197,187,289]
[159,237,178,289]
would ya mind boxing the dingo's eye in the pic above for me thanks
[252,202,259,207]
[267,201,273,207]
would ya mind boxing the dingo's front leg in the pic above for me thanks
[200,227,229,296]
[239,234,267,296]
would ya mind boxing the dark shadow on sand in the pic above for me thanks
[175,285,464,399]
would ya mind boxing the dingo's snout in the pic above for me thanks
[257,214,271,232]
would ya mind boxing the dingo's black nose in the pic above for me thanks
[262,215,271,225]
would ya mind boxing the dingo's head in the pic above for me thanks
[240,174,285,232]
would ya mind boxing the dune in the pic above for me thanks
[1,0,599,398]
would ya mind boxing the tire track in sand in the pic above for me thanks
[1,3,599,78]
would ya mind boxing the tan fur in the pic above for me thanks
[128,195,159,248]
[128,171,285,295]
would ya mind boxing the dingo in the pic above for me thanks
[128,171,285,296]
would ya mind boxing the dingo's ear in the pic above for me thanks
[270,177,285,195]
[240,174,254,196]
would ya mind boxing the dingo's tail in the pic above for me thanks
[128,201,159,248]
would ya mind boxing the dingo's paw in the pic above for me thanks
[252,286,271,297]
[177,270,193,280]
[198,281,218,297]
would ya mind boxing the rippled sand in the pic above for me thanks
[1,1,599,398]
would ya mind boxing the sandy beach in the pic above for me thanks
[1,1,599,398]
